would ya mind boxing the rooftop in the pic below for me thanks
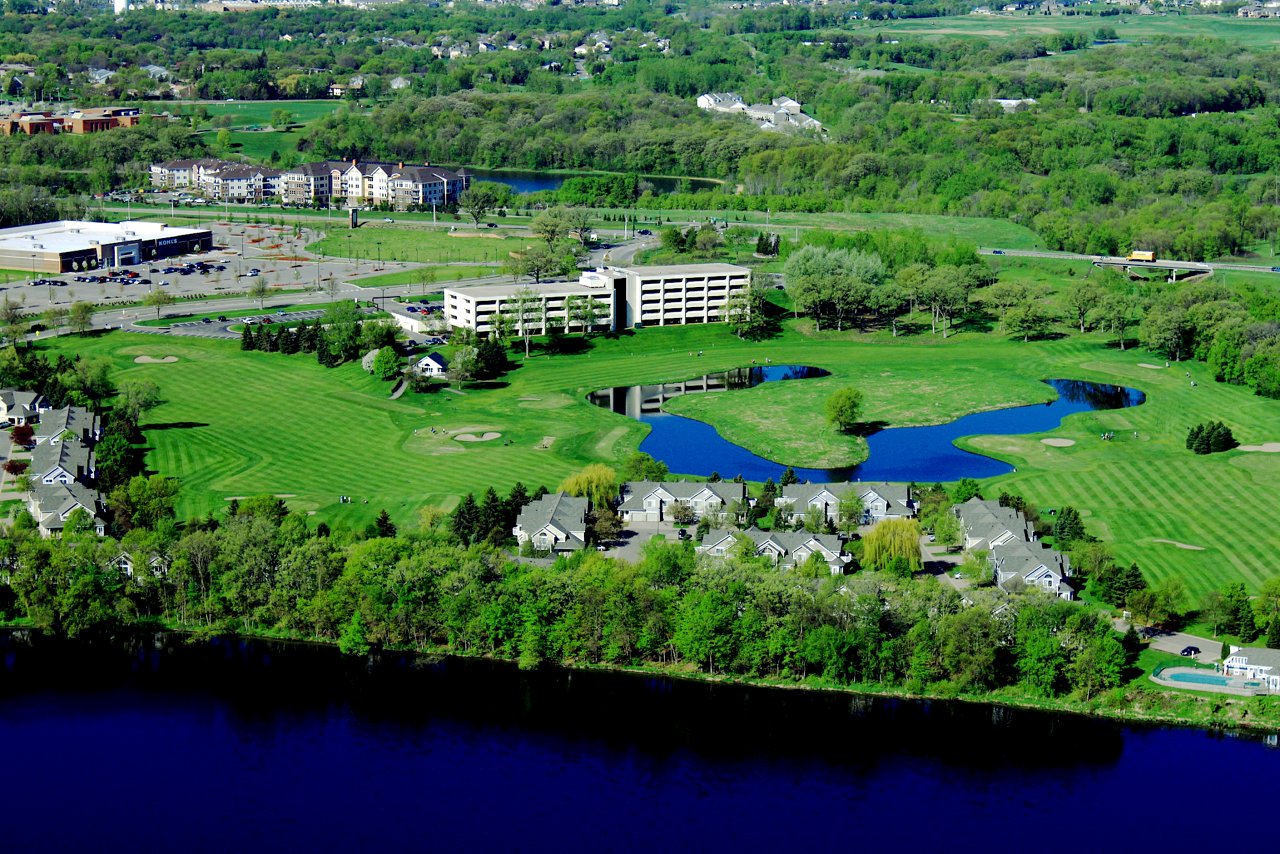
[0,220,209,255]
[608,263,750,277]
[445,280,605,300]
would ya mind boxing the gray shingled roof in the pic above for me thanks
[1231,647,1280,670]
[517,492,587,545]
[618,480,746,512]
[34,406,97,443]
[31,438,92,480]
[30,481,102,530]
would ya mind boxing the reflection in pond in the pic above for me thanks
[588,373,1144,483]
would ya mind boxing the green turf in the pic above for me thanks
[308,225,535,265]
[179,99,347,128]
[40,308,1280,600]
[351,266,501,288]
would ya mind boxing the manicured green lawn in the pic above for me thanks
[180,99,347,128]
[308,225,534,265]
[352,266,501,288]
[868,14,1280,49]
[41,307,1280,598]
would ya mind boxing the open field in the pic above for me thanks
[308,226,535,265]
[179,100,349,127]
[351,266,499,288]
[865,14,1280,48]
[41,310,1280,598]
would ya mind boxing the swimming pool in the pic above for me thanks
[1165,671,1260,688]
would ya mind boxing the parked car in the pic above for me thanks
[201,317,213,324]
[384,217,394,223]
[486,222,498,228]
[217,315,228,322]
[1180,646,1201,657]
[637,229,652,236]
[992,249,1005,255]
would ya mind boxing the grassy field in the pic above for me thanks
[308,225,535,265]
[181,100,348,127]
[864,13,1280,48]
[352,266,500,288]
[42,306,1280,599]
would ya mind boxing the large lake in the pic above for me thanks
[589,370,1144,482]
[0,632,1272,851]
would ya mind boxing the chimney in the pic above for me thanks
[424,161,430,167]
[351,158,357,166]
[398,161,403,169]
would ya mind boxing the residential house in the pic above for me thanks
[696,92,746,112]
[513,492,589,553]
[0,389,50,425]
[697,527,850,574]
[111,552,170,578]
[389,75,411,90]
[953,497,1076,600]
[30,438,95,485]
[1222,647,1280,692]
[27,481,106,537]
[329,76,364,98]
[413,352,449,377]
[617,480,747,523]
[87,68,115,85]
[33,406,100,446]
[776,481,915,526]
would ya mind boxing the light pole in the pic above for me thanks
[376,241,382,271]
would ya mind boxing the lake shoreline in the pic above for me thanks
[4,625,1275,736]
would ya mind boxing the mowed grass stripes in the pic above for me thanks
[40,319,1280,597]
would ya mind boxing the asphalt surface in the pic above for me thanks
[981,247,1280,276]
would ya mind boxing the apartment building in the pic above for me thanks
[150,158,280,202]
[443,263,750,335]
[278,159,470,210]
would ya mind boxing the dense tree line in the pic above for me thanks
[0,488,1137,703]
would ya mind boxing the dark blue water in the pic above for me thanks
[461,168,718,195]
[0,632,1274,851]
[590,373,1144,483]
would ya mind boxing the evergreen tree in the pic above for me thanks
[374,509,397,538]
[1185,423,1202,450]
[451,493,480,545]
[1192,428,1211,455]
[1053,506,1086,547]
[760,478,777,500]
[280,327,300,355]
[240,324,256,351]
[1267,616,1280,650]
[708,471,721,483]
[780,467,798,486]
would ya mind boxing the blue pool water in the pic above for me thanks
[589,371,1145,483]
[1168,672,1234,686]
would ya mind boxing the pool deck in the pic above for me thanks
[1151,666,1268,697]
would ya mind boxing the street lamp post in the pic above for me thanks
[376,241,382,271]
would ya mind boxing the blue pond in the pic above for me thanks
[589,368,1144,482]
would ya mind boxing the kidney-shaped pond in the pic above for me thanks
[588,368,1144,483]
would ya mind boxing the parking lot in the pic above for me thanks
[4,218,393,312]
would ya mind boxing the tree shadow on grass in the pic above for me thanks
[141,422,210,431]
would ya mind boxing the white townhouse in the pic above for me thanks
[617,480,747,524]
[1222,648,1280,692]
[698,527,850,575]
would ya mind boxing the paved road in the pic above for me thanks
[1114,619,1222,664]
[981,247,1280,276]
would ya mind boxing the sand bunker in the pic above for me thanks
[1137,363,1166,370]
[1239,443,1280,453]
[1041,438,1076,447]
[519,396,542,401]
[1152,539,1206,551]
[134,355,179,364]
[455,432,501,442]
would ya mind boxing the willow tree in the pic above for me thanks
[861,518,923,574]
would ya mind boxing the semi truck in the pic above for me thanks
[1127,250,1156,262]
